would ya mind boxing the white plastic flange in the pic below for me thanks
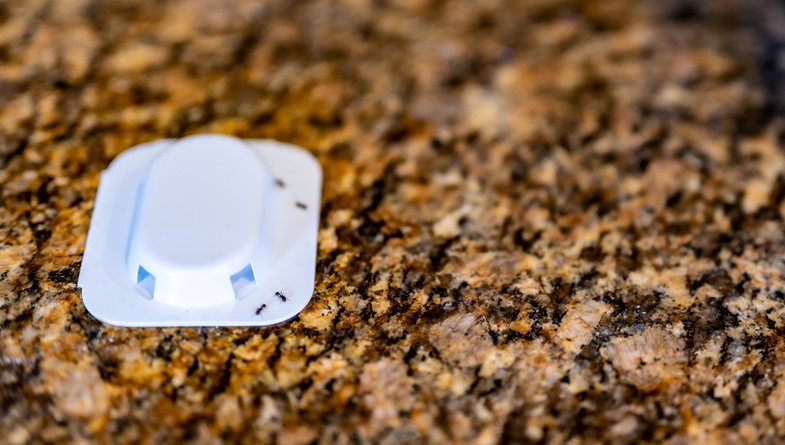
[78,134,322,327]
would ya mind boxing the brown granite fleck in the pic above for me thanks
[3,0,785,443]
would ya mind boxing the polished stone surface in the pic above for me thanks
[3,0,785,443]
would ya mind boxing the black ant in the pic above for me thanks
[275,178,286,188]
[255,304,267,315]
[295,201,307,210]
[275,291,287,302]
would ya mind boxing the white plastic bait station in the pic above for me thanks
[78,134,322,327]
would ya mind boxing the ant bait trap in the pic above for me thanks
[78,134,322,327]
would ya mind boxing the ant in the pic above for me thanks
[295,201,307,210]
[275,291,287,302]
[274,178,286,188]
[255,304,267,315]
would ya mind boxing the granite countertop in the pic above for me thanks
[3,0,785,443]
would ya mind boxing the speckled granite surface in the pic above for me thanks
[3,0,785,443]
